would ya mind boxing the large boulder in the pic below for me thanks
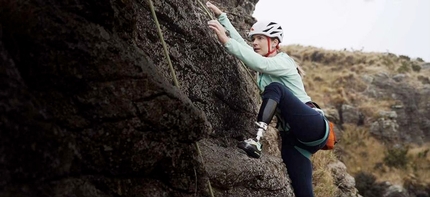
[365,72,430,144]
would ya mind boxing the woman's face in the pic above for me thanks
[251,35,278,56]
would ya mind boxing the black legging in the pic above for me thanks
[261,82,327,197]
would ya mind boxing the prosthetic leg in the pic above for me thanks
[238,99,278,158]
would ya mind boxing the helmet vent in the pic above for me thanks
[270,31,280,35]
[263,26,274,32]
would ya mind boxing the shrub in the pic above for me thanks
[416,57,424,62]
[381,56,394,70]
[355,171,386,197]
[397,61,411,73]
[417,76,430,85]
[417,149,429,158]
[403,176,430,197]
[411,63,422,72]
[399,55,411,61]
[383,146,410,169]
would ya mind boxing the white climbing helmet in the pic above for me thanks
[248,21,284,43]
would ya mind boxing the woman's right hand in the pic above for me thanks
[206,1,223,17]
[208,20,229,45]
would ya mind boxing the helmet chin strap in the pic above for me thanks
[264,37,279,57]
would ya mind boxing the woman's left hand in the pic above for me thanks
[206,2,223,17]
[208,20,229,45]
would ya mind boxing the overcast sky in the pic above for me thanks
[253,0,430,61]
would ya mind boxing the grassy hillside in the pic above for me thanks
[281,45,430,196]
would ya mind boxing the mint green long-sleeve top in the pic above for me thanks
[218,13,311,103]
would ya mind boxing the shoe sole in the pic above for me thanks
[237,141,261,159]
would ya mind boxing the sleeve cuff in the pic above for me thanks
[218,13,227,20]
[223,38,233,49]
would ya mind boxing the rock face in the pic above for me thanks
[364,72,430,144]
[0,0,360,196]
[328,161,358,197]
[1,0,213,195]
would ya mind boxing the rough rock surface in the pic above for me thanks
[364,72,430,144]
[0,0,359,196]
[328,161,360,197]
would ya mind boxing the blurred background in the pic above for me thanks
[253,0,430,61]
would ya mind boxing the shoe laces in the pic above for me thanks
[255,121,268,130]
[245,138,261,146]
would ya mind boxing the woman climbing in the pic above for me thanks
[206,2,330,197]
